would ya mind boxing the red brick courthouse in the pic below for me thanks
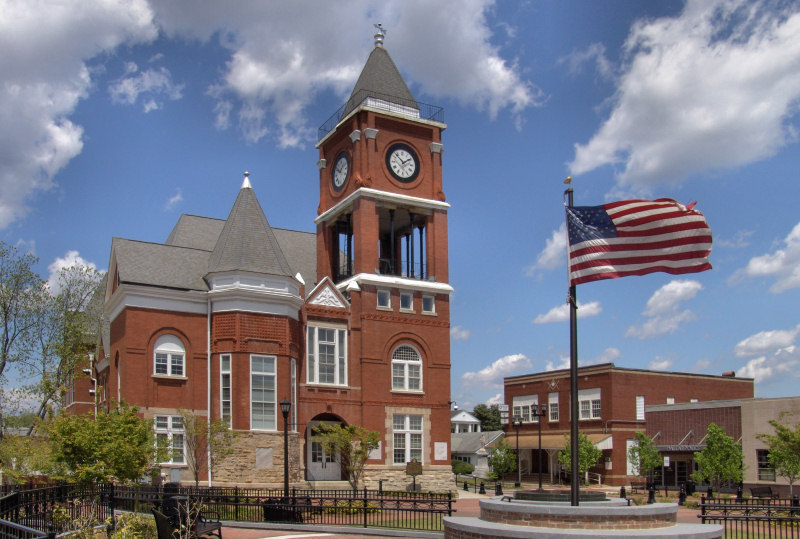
[504,363,754,487]
[94,33,454,489]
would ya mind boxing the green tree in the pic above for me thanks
[756,412,800,496]
[627,431,662,485]
[179,409,236,486]
[452,459,474,476]
[558,433,603,484]
[0,431,53,484]
[693,423,744,489]
[49,404,164,484]
[487,438,516,480]
[472,404,502,431]
[20,265,104,432]
[0,242,46,438]
[312,423,380,491]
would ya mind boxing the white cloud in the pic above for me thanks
[692,358,712,372]
[460,353,532,390]
[734,324,800,357]
[737,346,800,385]
[46,250,98,293]
[545,355,570,372]
[0,0,157,229]
[486,393,504,405]
[532,300,601,324]
[108,63,184,112]
[569,0,800,191]
[734,221,800,292]
[560,42,614,81]
[165,188,183,210]
[154,0,540,147]
[643,280,703,317]
[626,280,702,338]
[526,223,566,276]
[450,325,471,341]
[545,347,619,371]
[648,358,673,371]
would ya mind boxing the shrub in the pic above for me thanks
[452,460,474,476]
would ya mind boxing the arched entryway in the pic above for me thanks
[306,413,345,481]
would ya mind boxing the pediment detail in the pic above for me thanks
[309,284,345,309]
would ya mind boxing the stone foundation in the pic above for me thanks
[361,464,455,493]
[213,431,303,485]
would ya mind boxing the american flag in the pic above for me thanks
[566,198,712,286]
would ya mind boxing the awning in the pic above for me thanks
[512,433,612,451]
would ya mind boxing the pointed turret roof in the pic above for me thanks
[343,39,417,117]
[207,174,294,278]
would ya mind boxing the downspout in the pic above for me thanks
[207,298,212,487]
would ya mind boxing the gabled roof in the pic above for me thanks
[451,431,505,454]
[207,182,294,278]
[343,45,417,117]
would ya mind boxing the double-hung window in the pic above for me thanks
[393,414,423,464]
[155,415,184,464]
[154,335,185,377]
[251,355,276,430]
[307,325,347,386]
[578,388,601,420]
[757,449,775,481]
[220,354,232,427]
[391,345,422,391]
[548,392,559,421]
[512,396,538,422]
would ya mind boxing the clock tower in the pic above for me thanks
[303,26,453,489]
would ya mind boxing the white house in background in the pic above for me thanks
[451,409,481,433]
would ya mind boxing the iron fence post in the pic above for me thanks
[363,486,368,528]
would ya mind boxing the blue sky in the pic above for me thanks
[3,0,800,409]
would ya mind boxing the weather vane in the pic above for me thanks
[374,23,386,47]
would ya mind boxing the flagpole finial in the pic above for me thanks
[564,176,572,184]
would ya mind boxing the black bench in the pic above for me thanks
[262,497,304,523]
[750,486,779,499]
[153,499,223,538]
[628,480,647,493]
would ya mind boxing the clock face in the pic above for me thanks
[385,143,420,183]
[332,152,349,191]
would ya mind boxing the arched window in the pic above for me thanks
[153,334,185,377]
[391,344,422,391]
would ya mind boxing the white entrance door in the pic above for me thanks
[307,421,341,481]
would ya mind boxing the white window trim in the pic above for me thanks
[377,289,391,309]
[155,415,185,465]
[221,354,232,427]
[391,344,423,392]
[512,395,539,423]
[393,414,423,465]
[399,291,414,312]
[251,354,276,431]
[548,392,559,422]
[153,334,186,378]
[306,324,348,386]
[421,295,435,314]
[578,388,601,420]
[635,395,645,421]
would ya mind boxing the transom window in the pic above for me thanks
[155,415,184,464]
[393,414,423,465]
[251,355,276,430]
[154,335,185,377]
[391,345,422,391]
[307,326,347,386]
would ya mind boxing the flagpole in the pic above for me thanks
[565,184,580,506]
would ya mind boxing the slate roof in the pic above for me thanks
[451,431,505,454]
[343,45,417,117]
[112,184,317,292]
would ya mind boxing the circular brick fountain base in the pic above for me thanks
[443,496,723,538]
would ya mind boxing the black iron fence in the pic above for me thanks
[0,484,113,538]
[1,483,453,534]
[700,495,800,538]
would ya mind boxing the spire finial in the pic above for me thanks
[373,23,385,47]
[242,171,252,189]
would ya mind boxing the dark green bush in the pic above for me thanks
[452,459,474,475]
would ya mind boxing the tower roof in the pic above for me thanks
[207,178,294,278]
[343,43,417,117]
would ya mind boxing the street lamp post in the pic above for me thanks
[279,399,291,500]
[532,404,548,491]
[512,416,523,487]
